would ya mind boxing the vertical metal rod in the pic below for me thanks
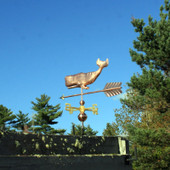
[32,114,35,133]
[81,121,84,136]
[80,87,84,136]
[72,124,75,135]
[81,87,83,101]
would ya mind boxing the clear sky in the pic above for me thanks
[0,0,164,135]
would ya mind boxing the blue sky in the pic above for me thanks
[0,0,163,135]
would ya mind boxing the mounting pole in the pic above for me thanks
[81,87,83,101]
[81,122,84,136]
[81,86,84,136]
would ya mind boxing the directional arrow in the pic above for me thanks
[60,82,122,99]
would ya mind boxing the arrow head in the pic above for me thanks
[60,95,65,100]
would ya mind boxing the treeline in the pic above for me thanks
[0,94,65,134]
[0,94,98,136]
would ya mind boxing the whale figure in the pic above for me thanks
[65,58,109,89]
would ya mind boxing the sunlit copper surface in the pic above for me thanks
[65,58,109,89]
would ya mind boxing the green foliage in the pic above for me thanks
[31,94,66,135]
[13,110,30,130]
[102,122,120,136]
[124,69,170,113]
[127,126,170,169]
[0,105,16,131]
[129,0,170,75]
[114,1,170,169]
[119,0,170,130]
[68,123,98,136]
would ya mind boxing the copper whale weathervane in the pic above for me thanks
[60,58,122,126]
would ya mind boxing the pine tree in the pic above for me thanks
[31,94,66,135]
[13,110,30,131]
[128,126,170,169]
[0,105,16,131]
[120,0,170,130]
[114,0,170,169]
[129,0,170,75]
[68,123,98,136]
[102,123,120,136]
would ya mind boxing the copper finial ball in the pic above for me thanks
[80,100,85,105]
[78,113,87,122]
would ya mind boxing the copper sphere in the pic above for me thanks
[78,113,87,122]
[80,100,85,105]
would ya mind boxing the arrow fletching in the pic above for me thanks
[104,82,122,97]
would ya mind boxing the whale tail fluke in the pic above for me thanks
[96,58,109,68]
